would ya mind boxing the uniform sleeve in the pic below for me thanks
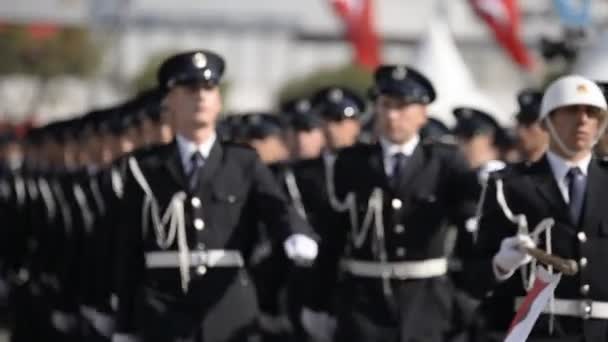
[442,147,481,223]
[114,161,146,333]
[250,155,314,243]
[462,176,518,298]
[305,152,350,312]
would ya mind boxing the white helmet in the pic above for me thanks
[540,74,607,119]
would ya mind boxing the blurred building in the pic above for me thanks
[1,0,608,124]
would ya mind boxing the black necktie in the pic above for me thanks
[390,152,408,190]
[188,151,205,191]
[566,167,585,225]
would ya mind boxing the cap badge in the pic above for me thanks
[296,100,311,113]
[193,52,207,69]
[329,88,343,103]
[577,84,588,93]
[392,66,407,80]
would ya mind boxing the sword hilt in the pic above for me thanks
[523,246,579,276]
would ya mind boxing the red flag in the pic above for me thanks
[505,267,561,342]
[331,0,381,71]
[470,0,534,71]
[27,23,59,40]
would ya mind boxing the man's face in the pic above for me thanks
[165,83,222,133]
[295,128,326,159]
[324,118,361,150]
[249,135,290,164]
[457,134,498,169]
[548,105,605,154]
[375,95,427,144]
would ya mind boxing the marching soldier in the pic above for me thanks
[472,75,608,341]
[135,89,174,148]
[112,50,318,342]
[452,107,507,171]
[242,113,290,165]
[280,98,326,160]
[514,88,548,162]
[311,86,364,153]
[305,65,480,342]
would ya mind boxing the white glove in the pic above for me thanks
[284,234,318,266]
[51,310,78,333]
[112,333,140,342]
[301,307,336,342]
[493,234,535,281]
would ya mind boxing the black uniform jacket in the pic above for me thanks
[114,139,311,340]
[471,155,608,341]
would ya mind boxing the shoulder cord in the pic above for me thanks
[111,167,124,199]
[495,178,557,334]
[323,157,393,296]
[323,156,361,237]
[14,174,26,208]
[72,183,95,235]
[324,155,356,213]
[369,188,394,297]
[467,178,489,244]
[283,168,308,220]
[50,180,73,235]
[27,178,39,201]
[37,177,57,222]
[89,177,106,216]
[128,157,190,293]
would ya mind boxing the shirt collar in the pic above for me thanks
[176,133,217,169]
[380,135,420,158]
[546,150,592,182]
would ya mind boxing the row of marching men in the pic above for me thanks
[0,72,503,342]
[0,54,552,342]
[0,88,174,342]
[3,48,607,342]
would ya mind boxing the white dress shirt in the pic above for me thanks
[545,150,591,204]
[176,133,217,174]
[380,135,420,177]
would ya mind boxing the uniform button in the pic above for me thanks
[394,225,405,234]
[196,243,205,250]
[579,257,588,268]
[581,284,590,296]
[194,219,205,231]
[395,247,406,257]
[191,197,201,208]
[577,231,587,243]
[583,303,592,319]
[196,266,207,275]
[392,198,402,210]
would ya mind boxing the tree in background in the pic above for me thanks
[0,23,100,78]
[276,63,372,105]
[0,23,102,122]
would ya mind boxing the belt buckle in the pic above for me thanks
[197,251,208,266]
[391,266,408,280]
[581,300,592,320]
